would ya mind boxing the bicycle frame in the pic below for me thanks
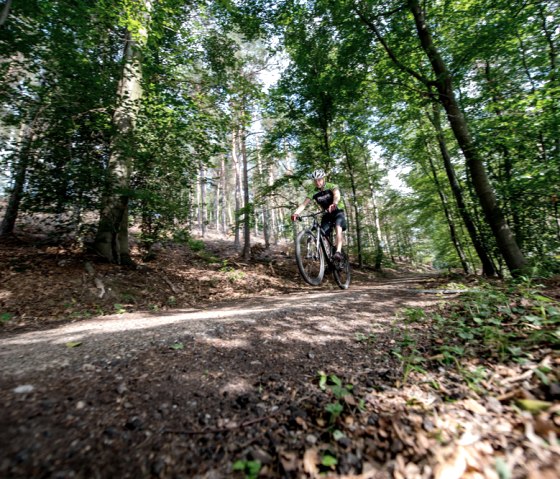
[302,212,336,264]
[295,211,351,289]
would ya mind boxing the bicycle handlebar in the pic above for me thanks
[297,211,325,220]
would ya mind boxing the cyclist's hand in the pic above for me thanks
[327,203,337,213]
[291,213,299,222]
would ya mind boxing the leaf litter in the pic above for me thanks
[0,232,559,478]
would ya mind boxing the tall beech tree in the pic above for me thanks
[93,0,153,263]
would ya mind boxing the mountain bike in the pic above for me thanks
[294,211,351,289]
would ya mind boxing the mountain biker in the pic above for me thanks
[290,169,347,261]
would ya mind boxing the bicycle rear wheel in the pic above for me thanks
[295,229,325,285]
[333,250,351,289]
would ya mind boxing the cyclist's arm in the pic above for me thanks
[332,187,341,207]
[294,198,311,216]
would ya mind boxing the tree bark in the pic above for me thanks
[407,0,527,276]
[0,124,32,236]
[231,127,242,249]
[0,0,13,26]
[240,121,251,260]
[427,98,497,276]
[94,2,151,264]
[423,139,470,273]
[363,159,384,271]
[343,143,363,268]
[198,162,207,237]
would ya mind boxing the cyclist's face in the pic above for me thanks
[314,177,325,188]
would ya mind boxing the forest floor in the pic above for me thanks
[0,222,559,479]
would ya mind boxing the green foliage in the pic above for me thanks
[187,238,206,252]
[232,459,261,479]
[428,280,560,390]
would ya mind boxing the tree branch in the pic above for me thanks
[353,3,430,87]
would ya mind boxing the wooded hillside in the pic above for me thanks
[1,1,559,273]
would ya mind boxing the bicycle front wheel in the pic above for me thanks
[333,250,351,289]
[295,229,325,285]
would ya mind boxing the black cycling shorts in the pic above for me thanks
[321,209,347,236]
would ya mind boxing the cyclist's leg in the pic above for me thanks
[320,213,332,238]
[334,210,347,256]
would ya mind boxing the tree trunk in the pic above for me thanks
[0,124,32,236]
[363,159,384,271]
[220,155,228,235]
[94,2,151,264]
[240,122,251,260]
[231,127,242,249]
[408,0,527,276]
[343,144,363,268]
[427,98,497,276]
[256,143,271,249]
[423,139,470,273]
[198,162,206,237]
[0,0,13,26]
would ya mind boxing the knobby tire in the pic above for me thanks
[295,229,325,285]
[333,250,351,289]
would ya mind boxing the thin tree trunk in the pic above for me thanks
[483,62,524,248]
[0,124,33,236]
[363,158,384,271]
[423,139,470,273]
[231,128,242,248]
[240,122,251,260]
[198,162,206,237]
[0,0,13,26]
[256,144,271,249]
[220,156,228,235]
[407,0,527,276]
[94,2,151,263]
[343,144,363,268]
[427,98,497,276]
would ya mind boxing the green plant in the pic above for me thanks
[232,459,261,479]
[392,349,427,384]
[401,307,426,323]
[355,331,376,343]
[113,304,126,314]
[172,228,190,244]
[187,238,205,252]
[0,312,13,323]
[318,372,359,425]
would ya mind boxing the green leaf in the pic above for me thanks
[66,341,83,348]
[318,371,327,390]
[321,454,338,467]
[232,459,261,479]
[0,312,13,323]
[333,429,345,441]
[114,304,126,314]
[495,456,511,479]
[170,342,184,350]
[516,399,552,413]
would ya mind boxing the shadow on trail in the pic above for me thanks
[0,277,446,478]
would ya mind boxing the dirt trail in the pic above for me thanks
[0,276,438,378]
[2,271,559,479]
[1,274,449,478]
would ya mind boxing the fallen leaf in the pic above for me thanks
[463,398,487,415]
[66,341,82,348]
[303,448,319,475]
[434,447,467,479]
[516,399,552,413]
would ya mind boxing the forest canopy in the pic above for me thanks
[0,0,558,277]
